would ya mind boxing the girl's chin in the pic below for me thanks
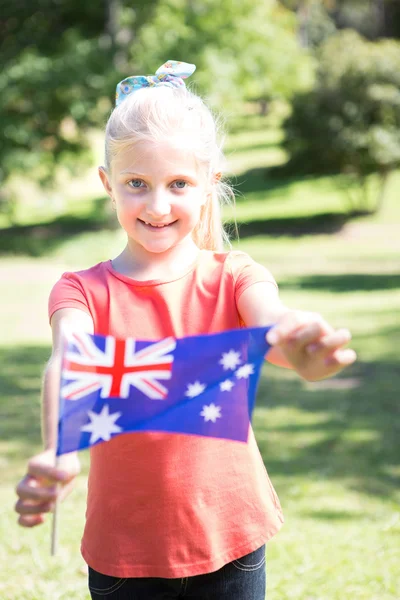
[128,228,196,255]
[135,239,180,254]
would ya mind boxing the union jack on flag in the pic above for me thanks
[56,326,273,456]
[62,332,176,401]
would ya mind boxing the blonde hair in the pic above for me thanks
[104,85,235,251]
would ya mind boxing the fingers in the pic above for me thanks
[267,311,334,346]
[306,328,352,356]
[15,498,54,516]
[27,453,72,484]
[17,514,46,528]
[324,347,357,367]
[305,329,357,366]
[15,451,80,528]
[16,475,58,503]
[265,310,356,381]
[15,474,58,527]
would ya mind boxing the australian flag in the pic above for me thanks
[56,326,273,455]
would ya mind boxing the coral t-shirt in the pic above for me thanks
[48,250,284,578]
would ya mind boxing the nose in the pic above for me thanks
[145,189,172,218]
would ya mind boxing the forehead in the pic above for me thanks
[113,139,200,175]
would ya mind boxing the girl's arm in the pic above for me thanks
[237,281,356,381]
[15,308,93,527]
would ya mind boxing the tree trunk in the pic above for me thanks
[259,99,269,116]
[374,0,386,38]
[105,0,128,71]
[374,169,390,213]
[106,0,119,51]
[297,1,310,48]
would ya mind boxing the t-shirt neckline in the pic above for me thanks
[104,252,205,286]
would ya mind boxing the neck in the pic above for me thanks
[113,236,201,280]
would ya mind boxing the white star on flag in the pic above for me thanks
[219,349,241,371]
[81,404,123,444]
[220,379,235,392]
[200,403,222,423]
[185,381,206,398]
[235,363,255,379]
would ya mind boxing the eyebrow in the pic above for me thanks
[119,170,197,180]
[120,170,145,175]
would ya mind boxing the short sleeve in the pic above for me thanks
[228,251,278,304]
[48,272,91,323]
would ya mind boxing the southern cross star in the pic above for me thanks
[220,379,235,392]
[219,349,242,371]
[235,363,255,379]
[81,404,123,444]
[185,381,206,398]
[200,403,222,423]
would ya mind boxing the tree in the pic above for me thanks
[279,0,338,47]
[0,0,312,219]
[0,0,157,218]
[279,0,400,41]
[130,0,314,112]
[282,30,400,212]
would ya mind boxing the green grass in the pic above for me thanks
[1,113,399,599]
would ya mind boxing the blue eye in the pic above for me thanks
[129,179,144,188]
[173,180,187,189]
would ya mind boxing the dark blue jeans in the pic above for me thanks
[88,545,266,599]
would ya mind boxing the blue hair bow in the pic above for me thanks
[115,60,196,107]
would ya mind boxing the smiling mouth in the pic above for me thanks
[138,219,176,229]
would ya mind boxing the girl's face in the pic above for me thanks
[100,140,208,257]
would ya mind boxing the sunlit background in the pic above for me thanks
[0,1,399,598]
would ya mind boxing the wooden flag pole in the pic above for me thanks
[50,389,61,556]
[50,322,67,556]
[51,459,60,556]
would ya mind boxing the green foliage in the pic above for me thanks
[303,1,337,48]
[0,0,311,212]
[282,30,400,211]
[0,36,108,185]
[131,0,314,109]
[0,1,159,205]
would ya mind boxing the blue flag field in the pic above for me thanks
[56,326,273,455]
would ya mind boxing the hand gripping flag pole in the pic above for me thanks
[50,324,273,554]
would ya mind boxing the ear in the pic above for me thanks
[213,171,222,184]
[201,171,221,206]
[98,167,115,205]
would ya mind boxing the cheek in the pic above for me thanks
[117,192,142,211]
[179,199,204,222]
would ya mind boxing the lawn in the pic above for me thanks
[0,114,399,599]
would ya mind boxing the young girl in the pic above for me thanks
[15,61,356,599]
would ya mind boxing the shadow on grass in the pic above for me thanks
[234,212,364,238]
[229,168,297,197]
[298,509,368,521]
[228,113,281,135]
[255,358,400,501]
[0,345,49,451]
[225,139,283,155]
[280,273,400,293]
[228,167,348,199]
[0,197,117,257]
[1,343,399,501]
[0,209,363,256]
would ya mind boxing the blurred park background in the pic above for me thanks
[0,0,399,598]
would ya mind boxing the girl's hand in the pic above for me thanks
[266,310,357,381]
[15,449,80,527]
